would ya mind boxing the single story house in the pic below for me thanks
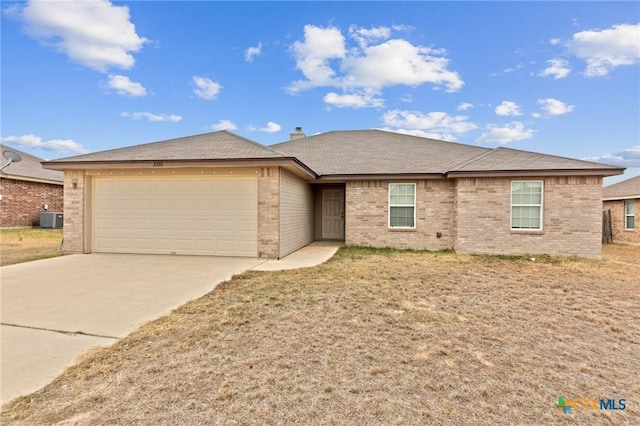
[603,175,639,244]
[42,129,624,259]
[1,144,64,227]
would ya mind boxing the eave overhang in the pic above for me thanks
[603,195,640,202]
[42,157,317,180]
[0,173,63,185]
[315,173,446,182]
[445,168,625,178]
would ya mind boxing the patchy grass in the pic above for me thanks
[603,243,640,267]
[0,228,64,266]
[2,246,639,425]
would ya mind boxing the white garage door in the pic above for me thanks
[93,176,257,257]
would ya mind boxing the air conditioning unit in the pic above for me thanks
[41,212,63,229]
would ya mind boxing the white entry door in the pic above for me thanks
[322,188,344,240]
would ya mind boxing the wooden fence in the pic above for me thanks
[602,209,613,244]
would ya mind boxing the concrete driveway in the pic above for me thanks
[0,254,264,404]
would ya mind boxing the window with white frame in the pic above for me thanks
[389,183,416,228]
[511,181,543,230]
[625,201,635,230]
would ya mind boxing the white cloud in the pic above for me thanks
[193,76,222,100]
[348,25,392,48]
[288,24,464,97]
[567,23,640,77]
[258,122,281,133]
[1,134,88,154]
[342,38,464,92]
[288,25,346,93]
[457,102,473,111]
[210,120,237,131]
[16,0,147,72]
[495,101,523,117]
[476,122,534,144]
[537,98,574,116]
[245,42,262,62]
[490,63,524,77]
[324,91,384,108]
[120,112,182,122]
[377,127,446,140]
[106,74,147,97]
[539,59,571,79]
[248,122,281,133]
[582,146,640,167]
[550,38,562,46]
[382,109,476,141]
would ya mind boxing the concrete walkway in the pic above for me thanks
[252,240,343,271]
[0,241,340,404]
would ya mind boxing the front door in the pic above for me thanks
[322,188,344,240]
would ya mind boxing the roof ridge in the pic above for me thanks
[223,130,285,157]
[447,146,497,171]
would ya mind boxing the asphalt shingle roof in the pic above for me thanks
[450,146,619,173]
[46,131,285,163]
[0,145,63,183]
[603,175,640,199]
[42,129,624,178]
[271,130,490,175]
[272,130,622,176]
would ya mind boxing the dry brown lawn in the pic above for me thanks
[0,228,64,266]
[2,245,639,425]
[603,243,640,266]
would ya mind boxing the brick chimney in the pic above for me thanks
[290,127,306,140]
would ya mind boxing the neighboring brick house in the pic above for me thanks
[603,175,640,244]
[1,145,64,227]
[43,129,623,259]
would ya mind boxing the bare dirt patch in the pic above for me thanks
[2,247,638,425]
[0,228,64,266]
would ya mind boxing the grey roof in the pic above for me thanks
[603,175,640,199]
[271,130,491,175]
[0,145,63,183]
[450,146,620,173]
[41,129,624,179]
[272,130,623,176]
[46,131,285,163]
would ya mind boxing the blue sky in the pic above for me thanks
[1,1,639,184]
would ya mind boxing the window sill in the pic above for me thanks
[388,228,417,232]
[510,229,544,235]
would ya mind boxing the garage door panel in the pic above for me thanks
[94,176,257,256]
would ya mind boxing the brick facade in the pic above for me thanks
[58,169,606,259]
[257,167,280,258]
[345,176,603,259]
[454,176,603,259]
[0,178,63,227]
[62,170,86,253]
[345,179,455,251]
[603,199,639,244]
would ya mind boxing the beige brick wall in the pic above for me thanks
[345,179,455,251]
[603,199,639,244]
[257,167,280,258]
[455,176,603,259]
[62,170,86,253]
